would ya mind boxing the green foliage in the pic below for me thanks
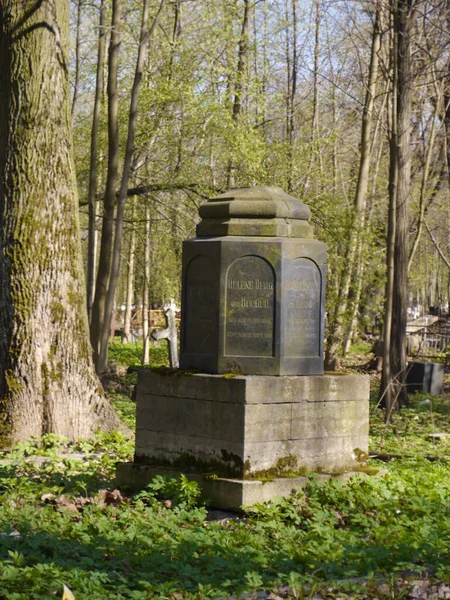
[348,341,373,355]
[108,342,170,368]
[370,391,450,457]
[0,372,450,600]
[0,381,449,598]
[135,474,205,510]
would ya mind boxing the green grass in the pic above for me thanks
[0,355,449,598]
[108,341,170,369]
[1,440,449,599]
[370,391,450,458]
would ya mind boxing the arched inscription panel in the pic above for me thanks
[225,256,275,357]
[183,255,216,355]
[285,258,321,357]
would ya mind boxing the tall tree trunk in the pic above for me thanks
[90,0,122,370]
[97,0,167,376]
[286,0,298,193]
[302,0,321,194]
[87,0,107,322]
[343,112,387,356]
[232,0,251,121]
[324,6,381,369]
[71,0,83,118]
[122,200,136,344]
[227,0,251,188]
[0,0,125,445]
[325,18,338,198]
[408,87,440,270]
[142,206,151,366]
[444,50,450,186]
[380,7,398,418]
[390,0,419,408]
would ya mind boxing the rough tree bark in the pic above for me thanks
[390,0,420,408]
[0,0,125,445]
[381,81,397,418]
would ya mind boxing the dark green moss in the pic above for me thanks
[244,455,309,481]
[353,447,369,463]
[147,367,200,377]
[134,451,245,478]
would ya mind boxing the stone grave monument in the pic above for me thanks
[117,187,370,509]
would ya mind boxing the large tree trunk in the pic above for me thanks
[0,0,126,445]
[381,89,397,418]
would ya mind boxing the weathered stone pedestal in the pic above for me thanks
[116,187,370,509]
[116,370,370,509]
[180,187,326,376]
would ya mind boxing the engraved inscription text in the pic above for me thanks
[225,256,275,357]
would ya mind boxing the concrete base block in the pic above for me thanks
[118,370,370,507]
[133,371,369,475]
[116,463,370,510]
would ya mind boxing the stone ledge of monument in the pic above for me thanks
[120,449,377,485]
[136,370,370,404]
[195,217,314,238]
[115,462,385,510]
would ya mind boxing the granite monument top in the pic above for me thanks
[197,186,313,238]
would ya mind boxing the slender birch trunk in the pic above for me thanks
[303,0,321,194]
[87,0,107,322]
[287,0,298,193]
[142,206,151,366]
[122,200,136,344]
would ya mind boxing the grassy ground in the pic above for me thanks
[0,344,449,599]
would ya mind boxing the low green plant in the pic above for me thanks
[136,473,205,510]
[0,375,449,599]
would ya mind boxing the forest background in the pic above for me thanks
[71,0,450,388]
